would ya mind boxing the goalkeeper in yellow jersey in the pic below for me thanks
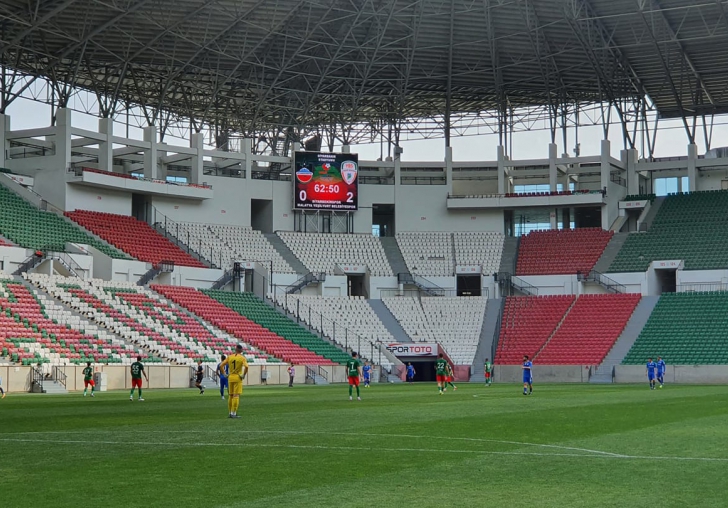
[219,344,249,419]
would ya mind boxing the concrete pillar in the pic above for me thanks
[143,125,158,179]
[549,209,557,229]
[243,137,253,180]
[600,139,611,229]
[394,156,401,187]
[98,117,114,173]
[625,148,639,195]
[445,145,453,194]
[56,108,73,172]
[549,143,558,192]
[0,114,9,167]
[497,145,506,194]
[687,144,698,192]
[189,132,204,184]
[341,144,350,154]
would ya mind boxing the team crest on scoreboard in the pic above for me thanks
[295,167,313,183]
[341,161,358,185]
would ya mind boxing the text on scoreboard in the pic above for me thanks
[294,151,358,211]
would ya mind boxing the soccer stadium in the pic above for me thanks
[1,0,728,506]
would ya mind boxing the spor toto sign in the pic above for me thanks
[386,343,438,356]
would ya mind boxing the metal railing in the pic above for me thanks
[578,270,625,294]
[285,272,326,294]
[151,207,227,269]
[397,272,449,297]
[270,286,400,372]
[510,275,538,296]
[52,366,67,387]
[674,283,728,293]
[31,367,44,392]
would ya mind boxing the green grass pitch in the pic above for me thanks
[1,383,727,507]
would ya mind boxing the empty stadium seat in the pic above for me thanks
[278,232,393,276]
[66,210,206,268]
[516,228,613,275]
[623,292,728,365]
[0,185,127,258]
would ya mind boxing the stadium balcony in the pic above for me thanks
[0,277,145,366]
[383,296,486,365]
[0,184,128,258]
[69,167,213,200]
[623,292,728,365]
[25,274,271,366]
[610,190,728,272]
[153,285,342,365]
[516,228,613,276]
[535,294,641,365]
[175,222,294,273]
[277,232,393,277]
[495,295,575,364]
[65,210,206,268]
[275,294,394,368]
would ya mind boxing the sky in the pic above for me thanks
[6,93,727,163]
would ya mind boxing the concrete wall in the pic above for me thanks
[0,364,351,393]
[65,184,132,215]
[494,365,592,383]
[615,365,728,384]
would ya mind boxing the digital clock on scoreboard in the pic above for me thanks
[293,151,358,211]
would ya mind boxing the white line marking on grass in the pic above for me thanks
[1,436,728,463]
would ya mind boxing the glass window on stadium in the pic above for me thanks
[511,208,576,237]
[513,182,575,194]
[654,176,689,196]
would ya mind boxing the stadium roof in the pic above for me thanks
[1,0,727,144]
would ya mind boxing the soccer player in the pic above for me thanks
[346,352,362,401]
[130,356,148,401]
[406,363,415,383]
[522,355,533,395]
[445,362,457,391]
[646,357,657,390]
[484,358,493,386]
[362,361,372,388]
[219,344,248,418]
[82,361,95,397]
[194,360,205,395]
[656,356,666,388]
[435,353,448,395]
[217,354,229,399]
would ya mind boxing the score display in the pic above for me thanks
[293,151,358,211]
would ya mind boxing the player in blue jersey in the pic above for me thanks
[406,363,416,383]
[656,356,666,388]
[217,354,229,400]
[362,361,372,388]
[522,355,533,395]
[646,358,657,390]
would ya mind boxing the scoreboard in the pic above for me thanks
[293,151,358,211]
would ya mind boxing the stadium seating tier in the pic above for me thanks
[516,228,613,276]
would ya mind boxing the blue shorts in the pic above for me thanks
[523,376,532,384]
[648,373,655,380]
[220,377,229,387]
[657,371,664,378]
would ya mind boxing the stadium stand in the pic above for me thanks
[397,232,454,276]
[516,228,613,275]
[622,292,728,365]
[495,295,575,364]
[277,232,393,276]
[382,296,486,364]
[176,222,294,273]
[25,274,271,365]
[0,278,145,366]
[153,285,343,364]
[66,210,206,268]
[453,231,504,275]
[275,294,394,367]
[0,185,127,258]
[535,294,641,365]
[610,190,728,272]
[0,236,14,246]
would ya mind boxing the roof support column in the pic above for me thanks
[687,144,698,192]
[243,138,253,181]
[601,139,611,229]
[0,114,9,168]
[624,148,639,196]
[445,146,453,194]
[190,132,204,185]
[56,108,72,172]
[98,117,113,173]
[497,145,506,194]
[549,143,558,192]
[143,125,158,180]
